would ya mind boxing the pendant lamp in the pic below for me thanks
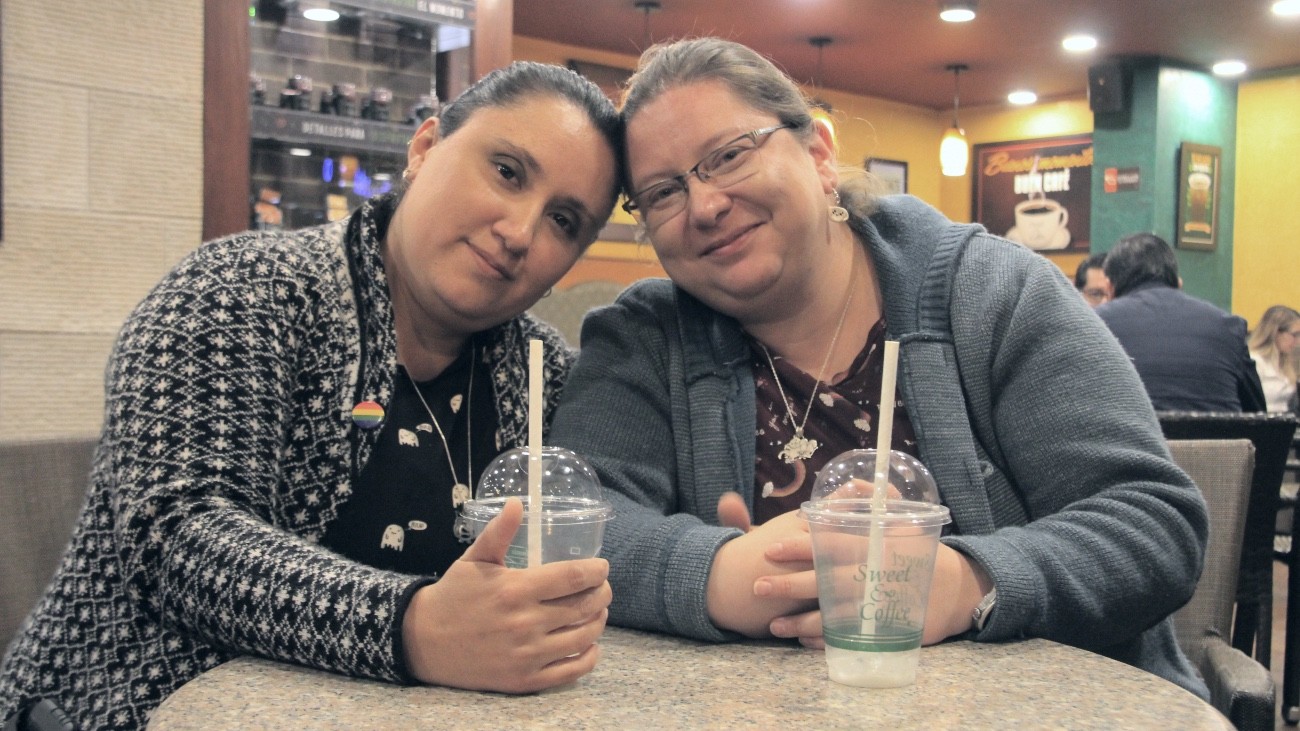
[940,64,969,177]
[634,1,660,48]
[809,37,837,144]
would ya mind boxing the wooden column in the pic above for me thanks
[473,0,513,80]
[203,0,251,241]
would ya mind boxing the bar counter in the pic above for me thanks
[149,627,1230,729]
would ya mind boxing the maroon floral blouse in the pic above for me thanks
[750,318,919,525]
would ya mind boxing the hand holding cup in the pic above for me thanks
[402,498,612,693]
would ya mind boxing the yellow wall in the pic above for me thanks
[1233,72,1300,327]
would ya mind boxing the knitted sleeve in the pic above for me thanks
[107,235,420,683]
[943,239,1209,647]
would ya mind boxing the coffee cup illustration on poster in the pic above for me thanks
[971,135,1093,254]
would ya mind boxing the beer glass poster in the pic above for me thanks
[1176,143,1220,251]
[971,135,1092,254]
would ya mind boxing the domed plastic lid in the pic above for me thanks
[463,446,612,525]
[811,449,940,504]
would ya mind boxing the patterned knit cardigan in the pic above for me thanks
[0,195,575,730]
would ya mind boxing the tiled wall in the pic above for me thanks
[0,2,203,441]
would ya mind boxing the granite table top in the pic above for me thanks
[149,626,1230,730]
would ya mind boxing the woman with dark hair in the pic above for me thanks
[1,61,623,729]
[551,37,1209,699]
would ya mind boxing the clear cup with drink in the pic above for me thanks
[461,445,613,567]
[802,448,950,688]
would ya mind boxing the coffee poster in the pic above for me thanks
[1175,142,1220,251]
[971,135,1093,254]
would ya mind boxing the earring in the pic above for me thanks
[401,168,413,182]
[829,189,849,222]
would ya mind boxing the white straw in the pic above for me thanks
[862,340,900,634]
[527,339,543,567]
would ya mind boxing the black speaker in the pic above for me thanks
[1088,63,1127,114]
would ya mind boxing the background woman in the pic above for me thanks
[550,38,1208,698]
[1247,304,1300,412]
[1,62,622,730]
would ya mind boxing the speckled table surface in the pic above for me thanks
[149,627,1229,730]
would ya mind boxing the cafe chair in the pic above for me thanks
[1168,438,1274,731]
[1158,410,1299,668]
[0,438,96,650]
[527,280,626,348]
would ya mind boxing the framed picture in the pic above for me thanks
[1175,142,1221,251]
[971,134,1093,254]
[866,158,908,195]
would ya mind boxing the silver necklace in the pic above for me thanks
[405,347,474,517]
[759,275,855,464]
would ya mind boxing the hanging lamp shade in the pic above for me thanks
[940,125,969,176]
[940,64,969,177]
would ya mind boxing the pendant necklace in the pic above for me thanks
[759,262,856,465]
[405,347,474,537]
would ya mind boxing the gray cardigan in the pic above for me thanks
[550,194,1209,697]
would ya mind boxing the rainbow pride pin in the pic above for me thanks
[351,400,385,429]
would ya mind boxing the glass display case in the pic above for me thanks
[247,0,474,230]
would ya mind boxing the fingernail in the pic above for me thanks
[770,619,789,636]
[753,579,772,597]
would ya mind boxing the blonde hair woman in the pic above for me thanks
[1248,305,1300,412]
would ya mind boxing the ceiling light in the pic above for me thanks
[940,64,969,177]
[301,3,340,22]
[1211,60,1248,77]
[1273,0,1300,17]
[1061,35,1098,53]
[939,1,977,23]
[1007,90,1037,105]
[289,147,312,157]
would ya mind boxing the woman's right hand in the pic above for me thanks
[401,498,612,693]
[705,493,817,637]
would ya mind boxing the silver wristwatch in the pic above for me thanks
[972,588,997,631]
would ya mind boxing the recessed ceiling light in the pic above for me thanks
[1007,90,1038,105]
[939,1,977,23]
[1062,35,1098,52]
[1211,60,1248,77]
[289,147,313,157]
[1273,0,1300,17]
[302,5,340,22]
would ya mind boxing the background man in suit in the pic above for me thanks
[1096,232,1266,412]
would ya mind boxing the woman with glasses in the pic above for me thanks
[1247,305,1300,412]
[549,37,1209,698]
[1,62,621,730]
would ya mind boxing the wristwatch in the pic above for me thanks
[971,588,997,631]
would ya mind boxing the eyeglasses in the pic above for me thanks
[621,123,795,227]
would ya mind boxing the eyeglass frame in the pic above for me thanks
[620,122,797,223]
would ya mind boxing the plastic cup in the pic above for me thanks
[460,446,613,568]
[801,450,950,688]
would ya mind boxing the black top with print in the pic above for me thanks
[321,345,499,578]
[751,318,919,525]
